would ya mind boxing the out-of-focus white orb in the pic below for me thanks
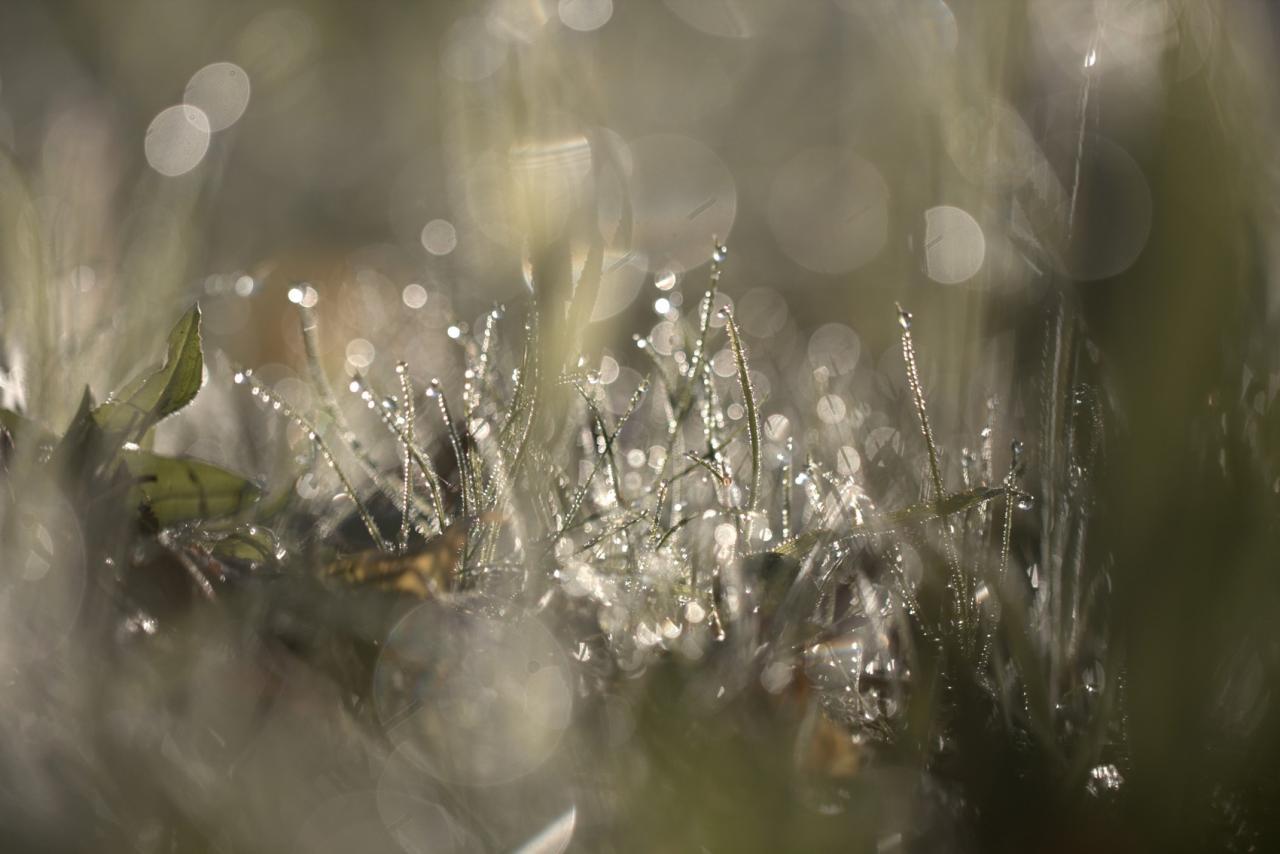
[402,283,429,309]
[769,148,888,274]
[442,17,508,81]
[924,205,986,284]
[808,323,862,375]
[421,219,458,255]
[145,105,211,177]
[590,251,647,322]
[626,134,737,274]
[559,0,612,32]
[374,605,573,786]
[663,0,776,39]
[184,62,251,132]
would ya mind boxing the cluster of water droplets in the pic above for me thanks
[235,367,390,549]
[221,237,1125,815]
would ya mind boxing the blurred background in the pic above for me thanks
[6,0,1275,423]
[4,0,1280,850]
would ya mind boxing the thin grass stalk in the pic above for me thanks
[234,369,388,551]
[720,307,761,514]
[396,362,414,553]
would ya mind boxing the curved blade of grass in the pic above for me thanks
[553,375,649,543]
[301,307,427,521]
[347,374,446,533]
[428,380,473,521]
[682,450,731,488]
[812,486,1008,541]
[575,382,623,509]
[720,307,761,512]
[896,304,944,503]
[234,370,389,551]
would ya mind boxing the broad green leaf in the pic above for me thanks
[122,449,260,524]
[94,305,203,439]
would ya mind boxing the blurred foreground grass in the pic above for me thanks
[3,1,1280,851]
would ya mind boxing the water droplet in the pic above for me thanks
[1087,763,1123,795]
[1082,660,1105,694]
[711,241,728,264]
[233,371,245,385]
[1009,439,1026,477]
[896,304,913,330]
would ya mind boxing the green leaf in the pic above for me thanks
[209,526,278,563]
[50,386,111,484]
[0,407,55,447]
[122,449,261,524]
[94,305,204,440]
